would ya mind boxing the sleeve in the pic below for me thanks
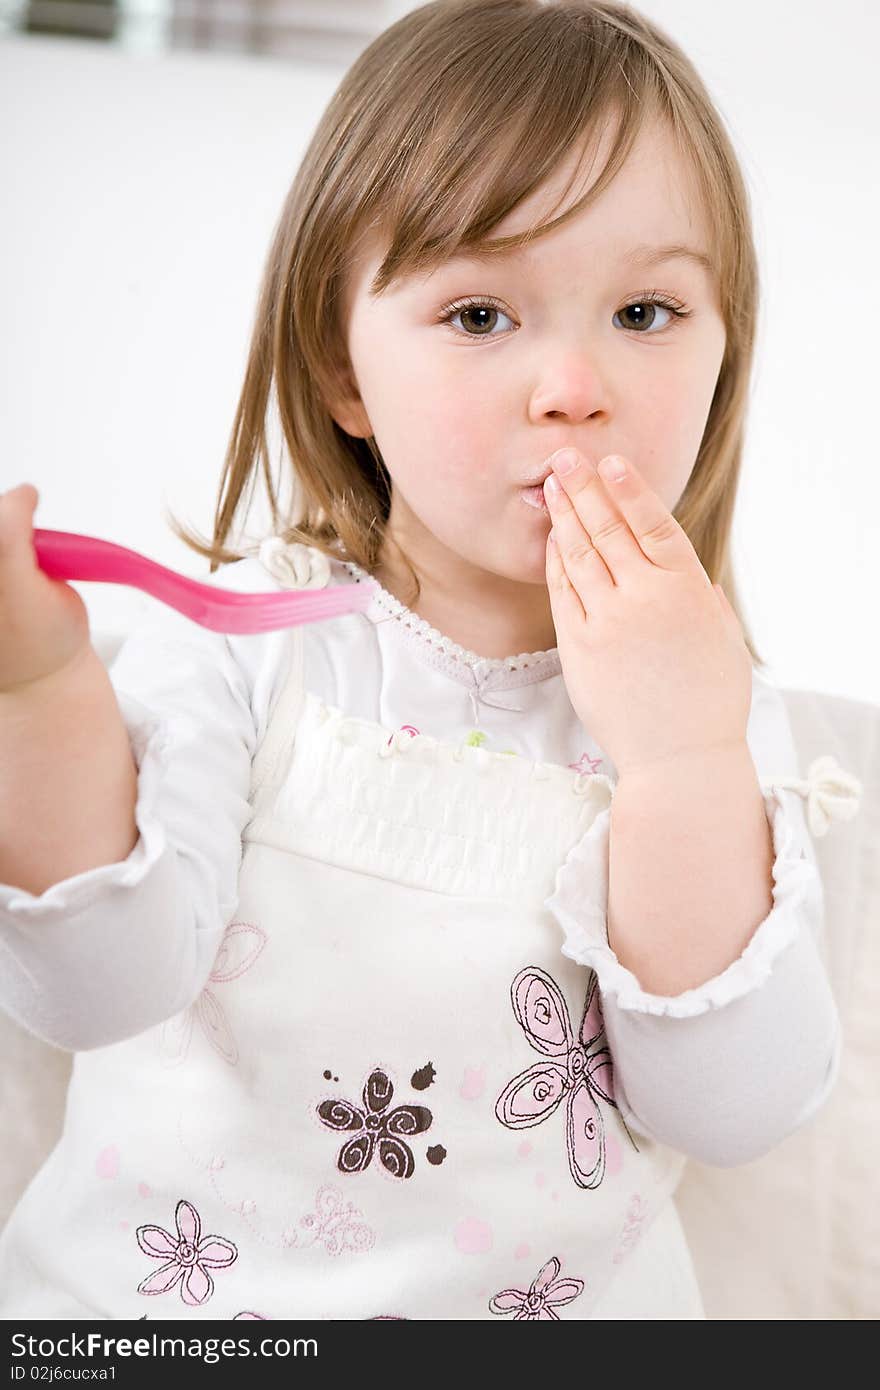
[0,558,289,1053]
[543,668,864,1168]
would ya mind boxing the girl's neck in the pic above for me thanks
[370,551,558,662]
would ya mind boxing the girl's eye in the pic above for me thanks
[435,291,692,341]
[614,293,692,334]
[437,297,516,338]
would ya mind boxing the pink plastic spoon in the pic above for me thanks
[33,529,377,635]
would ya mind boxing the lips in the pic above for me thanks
[521,469,553,489]
[520,484,549,513]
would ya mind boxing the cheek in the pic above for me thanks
[439,416,497,488]
[627,393,704,508]
[650,350,716,439]
[384,384,497,490]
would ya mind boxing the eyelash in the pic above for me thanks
[435,289,693,340]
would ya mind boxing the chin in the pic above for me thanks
[497,554,552,587]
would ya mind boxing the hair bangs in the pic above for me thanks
[362,16,663,294]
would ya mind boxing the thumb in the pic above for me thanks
[0,484,40,564]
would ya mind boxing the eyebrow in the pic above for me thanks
[624,243,716,277]
[447,240,716,278]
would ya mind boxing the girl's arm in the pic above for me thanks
[606,743,774,996]
[0,645,139,896]
[0,559,291,1052]
[547,672,853,1167]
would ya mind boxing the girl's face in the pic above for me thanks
[330,116,726,603]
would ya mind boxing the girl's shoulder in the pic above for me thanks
[248,537,356,593]
[108,542,356,749]
[209,541,364,743]
[210,538,354,596]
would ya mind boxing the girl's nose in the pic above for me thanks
[527,355,610,425]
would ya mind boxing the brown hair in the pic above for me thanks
[167,0,765,667]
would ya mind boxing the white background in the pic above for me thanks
[1,0,877,703]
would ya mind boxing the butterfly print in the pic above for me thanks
[160,920,267,1067]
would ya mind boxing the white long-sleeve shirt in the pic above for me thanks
[0,541,859,1168]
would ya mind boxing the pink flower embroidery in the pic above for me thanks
[160,920,267,1067]
[490,1256,584,1320]
[136,1199,238,1305]
[495,967,617,1189]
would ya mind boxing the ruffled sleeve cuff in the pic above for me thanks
[0,691,172,922]
[544,754,862,1020]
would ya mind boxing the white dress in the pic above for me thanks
[0,542,862,1320]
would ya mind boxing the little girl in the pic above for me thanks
[0,0,862,1320]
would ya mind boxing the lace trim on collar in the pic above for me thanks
[340,559,560,675]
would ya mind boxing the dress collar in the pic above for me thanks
[340,558,562,694]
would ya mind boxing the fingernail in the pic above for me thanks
[551,448,579,475]
[544,473,562,500]
[599,455,627,482]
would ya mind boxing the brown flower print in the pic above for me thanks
[317,1068,432,1178]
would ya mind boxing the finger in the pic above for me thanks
[0,484,39,566]
[545,525,586,627]
[542,468,614,608]
[0,483,39,523]
[591,453,701,576]
[546,447,645,585]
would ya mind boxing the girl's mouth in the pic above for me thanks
[520,485,550,514]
